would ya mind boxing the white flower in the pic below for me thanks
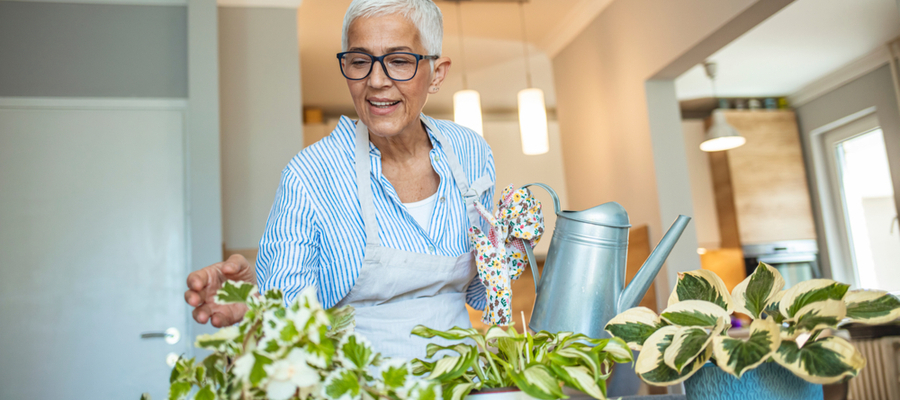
[265,348,321,400]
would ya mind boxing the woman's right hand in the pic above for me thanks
[184,254,257,327]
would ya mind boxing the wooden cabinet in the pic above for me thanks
[712,110,817,245]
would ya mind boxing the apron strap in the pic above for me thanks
[421,116,480,205]
[354,121,381,247]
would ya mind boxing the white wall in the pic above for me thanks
[483,117,569,256]
[552,0,765,300]
[219,7,303,251]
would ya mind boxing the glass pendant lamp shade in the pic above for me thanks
[700,110,746,152]
[453,89,484,136]
[518,88,549,155]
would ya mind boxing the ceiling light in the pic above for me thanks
[700,62,745,153]
[451,2,484,136]
[516,1,548,155]
[701,110,747,152]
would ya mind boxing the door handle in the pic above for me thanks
[140,327,180,345]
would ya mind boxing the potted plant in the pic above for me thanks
[142,281,443,400]
[409,319,633,400]
[604,262,900,400]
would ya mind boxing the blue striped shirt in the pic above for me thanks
[256,115,494,310]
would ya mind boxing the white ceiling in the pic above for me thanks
[675,0,900,101]
[297,0,614,115]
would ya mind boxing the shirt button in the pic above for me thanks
[439,196,446,203]
[428,245,436,253]
[434,154,440,162]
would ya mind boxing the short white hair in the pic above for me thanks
[342,0,444,56]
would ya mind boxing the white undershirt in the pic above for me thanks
[403,191,439,232]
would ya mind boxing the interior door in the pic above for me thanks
[822,112,900,292]
[0,103,189,399]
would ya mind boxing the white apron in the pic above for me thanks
[334,117,492,360]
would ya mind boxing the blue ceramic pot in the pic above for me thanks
[684,362,823,400]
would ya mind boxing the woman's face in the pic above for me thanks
[345,13,450,139]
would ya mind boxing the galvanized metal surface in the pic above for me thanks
[523,183,691,339]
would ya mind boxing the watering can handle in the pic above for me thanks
[519,183,560,292]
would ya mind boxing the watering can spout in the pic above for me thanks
[617,215,691,313]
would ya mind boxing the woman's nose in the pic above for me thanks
[368,61,393,88]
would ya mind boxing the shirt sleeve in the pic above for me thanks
[465,146,495,310]
[256,166,322,307]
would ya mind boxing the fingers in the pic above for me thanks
[184,290,202,307]
[186,267,212,291]
[221,254,249,275]
[192,303,212,324]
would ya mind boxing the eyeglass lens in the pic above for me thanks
[340,52,419,81]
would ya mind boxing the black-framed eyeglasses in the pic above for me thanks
[337,51,439,81]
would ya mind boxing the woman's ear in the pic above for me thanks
[429,56,451,91]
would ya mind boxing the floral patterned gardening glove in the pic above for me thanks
[467,185,544,325]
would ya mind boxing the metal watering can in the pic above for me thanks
[521,183,691,338]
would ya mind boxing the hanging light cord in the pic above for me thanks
[456,1,469,90]
[518,1,533,89]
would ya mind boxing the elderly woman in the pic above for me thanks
[185,0,494,360]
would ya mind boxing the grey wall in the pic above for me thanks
[0,1,187,97]
[795,64,900,278]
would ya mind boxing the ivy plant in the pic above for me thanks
[605,263,900,386]
[142,281,441,400]
[409,319,634,400]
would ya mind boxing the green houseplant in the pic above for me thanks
[409,321,633,400]
[604,262,900,395]
[143,281,442,400]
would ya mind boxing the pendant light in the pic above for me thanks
[452,1,484,136]
[516,1,549,155]
[700,62,745,152]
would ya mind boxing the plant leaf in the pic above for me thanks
[635,326,711,386]
[712,318,781,378]
[193,385,216,400]
[168,381,192,400]
[663,319,725,373]
[508,364,567,400]
[215,280,257,305]
[785,299,846,338]
[604,307,665,351]
[442,382,476,400]
[425,345,478,381]
[844,289,900,325]
[248,352,273,386]
[779,279,849,319]
[661,300,732,327]
[411,325,486,349]
[194,326,240,351]
[773,336,865,384]
[550,365,607,400]
[732,262,785,318]
[598,337,634,364]
[764,291,787,323]
[667,270,734,313]
[338,334,376,370]
[323,368,362,400]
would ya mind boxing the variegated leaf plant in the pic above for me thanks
[144,281,442,400]
[605,263,900,386]
[410,320,633,400]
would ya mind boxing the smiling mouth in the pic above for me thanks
[368,100,400,108]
